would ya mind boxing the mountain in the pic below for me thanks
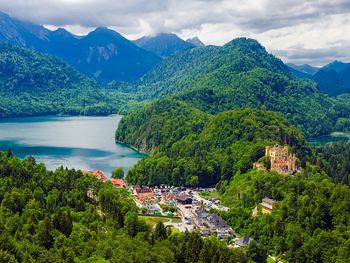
[321,60,350,73]
[287,63,320,75]
[186,37,205,47]
[0,43,127,118]
[134,33,196,57]
[0,12,160,84]
[126,38,350,137]
[314,61,350,95]
[287,61,350,95]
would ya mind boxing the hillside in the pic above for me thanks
[134,33,196,58]
[121,105,309,187]
[0,43,127,118]
[0,12,160,84]
[220,167,350,262]
[128,38,350,137]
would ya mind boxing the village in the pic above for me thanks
[83,144,299,248]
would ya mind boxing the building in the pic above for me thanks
[176,194,192,205]
[261,197,277,214]
[83,170,107,182]
[265,145,296,175]
[133,186,155,204]
[111,178,128,189]
[237,236,252,246]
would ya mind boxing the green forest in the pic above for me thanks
[0,151,252,262]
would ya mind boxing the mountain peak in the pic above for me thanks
[134,32,195,57]
[186,36,205,47]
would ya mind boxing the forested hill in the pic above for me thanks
[120,37,350,137]
[0,151,248,262]
[119,104,310,187]
[133,38,290,98]
[116,99,211,154]
[0,43,128,118]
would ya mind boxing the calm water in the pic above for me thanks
[309,132,350,145]
[0,116,145,176]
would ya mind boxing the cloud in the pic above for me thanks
[0,0,349,65]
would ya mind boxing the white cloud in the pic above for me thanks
[0,0,349,65]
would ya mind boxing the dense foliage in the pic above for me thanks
[0,151,248,262]
[315,142,350,185]
[119,38,350,137]
[220,167,350,262]
[0,43,130,118]
[124,105,310,187]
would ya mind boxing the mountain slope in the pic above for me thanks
[128,38,350,137]
[0,12,160,84]
[0,43,127,118]
[134,33,196,57]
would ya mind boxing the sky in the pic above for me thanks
[0,0,349,66]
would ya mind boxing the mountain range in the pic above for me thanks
[288,61,350,95]
[0,11,201,85]
[117,37,350,137]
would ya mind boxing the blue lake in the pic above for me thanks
[0,116,144,176]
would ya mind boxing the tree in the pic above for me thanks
[112,167,124,179]
[124,212,139,237]
[153,221,167,241]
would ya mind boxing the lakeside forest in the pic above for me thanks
[0,12,350,262]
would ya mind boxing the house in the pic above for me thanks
[261,197,277,214]
[133,186,155,204]
[237,236,252,246]
[83,170,107,182]
[176,194,192,205]
[111,178,128,189]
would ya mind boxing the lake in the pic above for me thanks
[309,132,350,145]
[0,116,145,176]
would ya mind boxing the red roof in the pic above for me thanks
[111,178,128,187]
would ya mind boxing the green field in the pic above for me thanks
[199,190,221,200]
[138,215,181,227]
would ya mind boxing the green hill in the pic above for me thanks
[121,103,309,187]
[123,38,350,137]
[0,43,128,118]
